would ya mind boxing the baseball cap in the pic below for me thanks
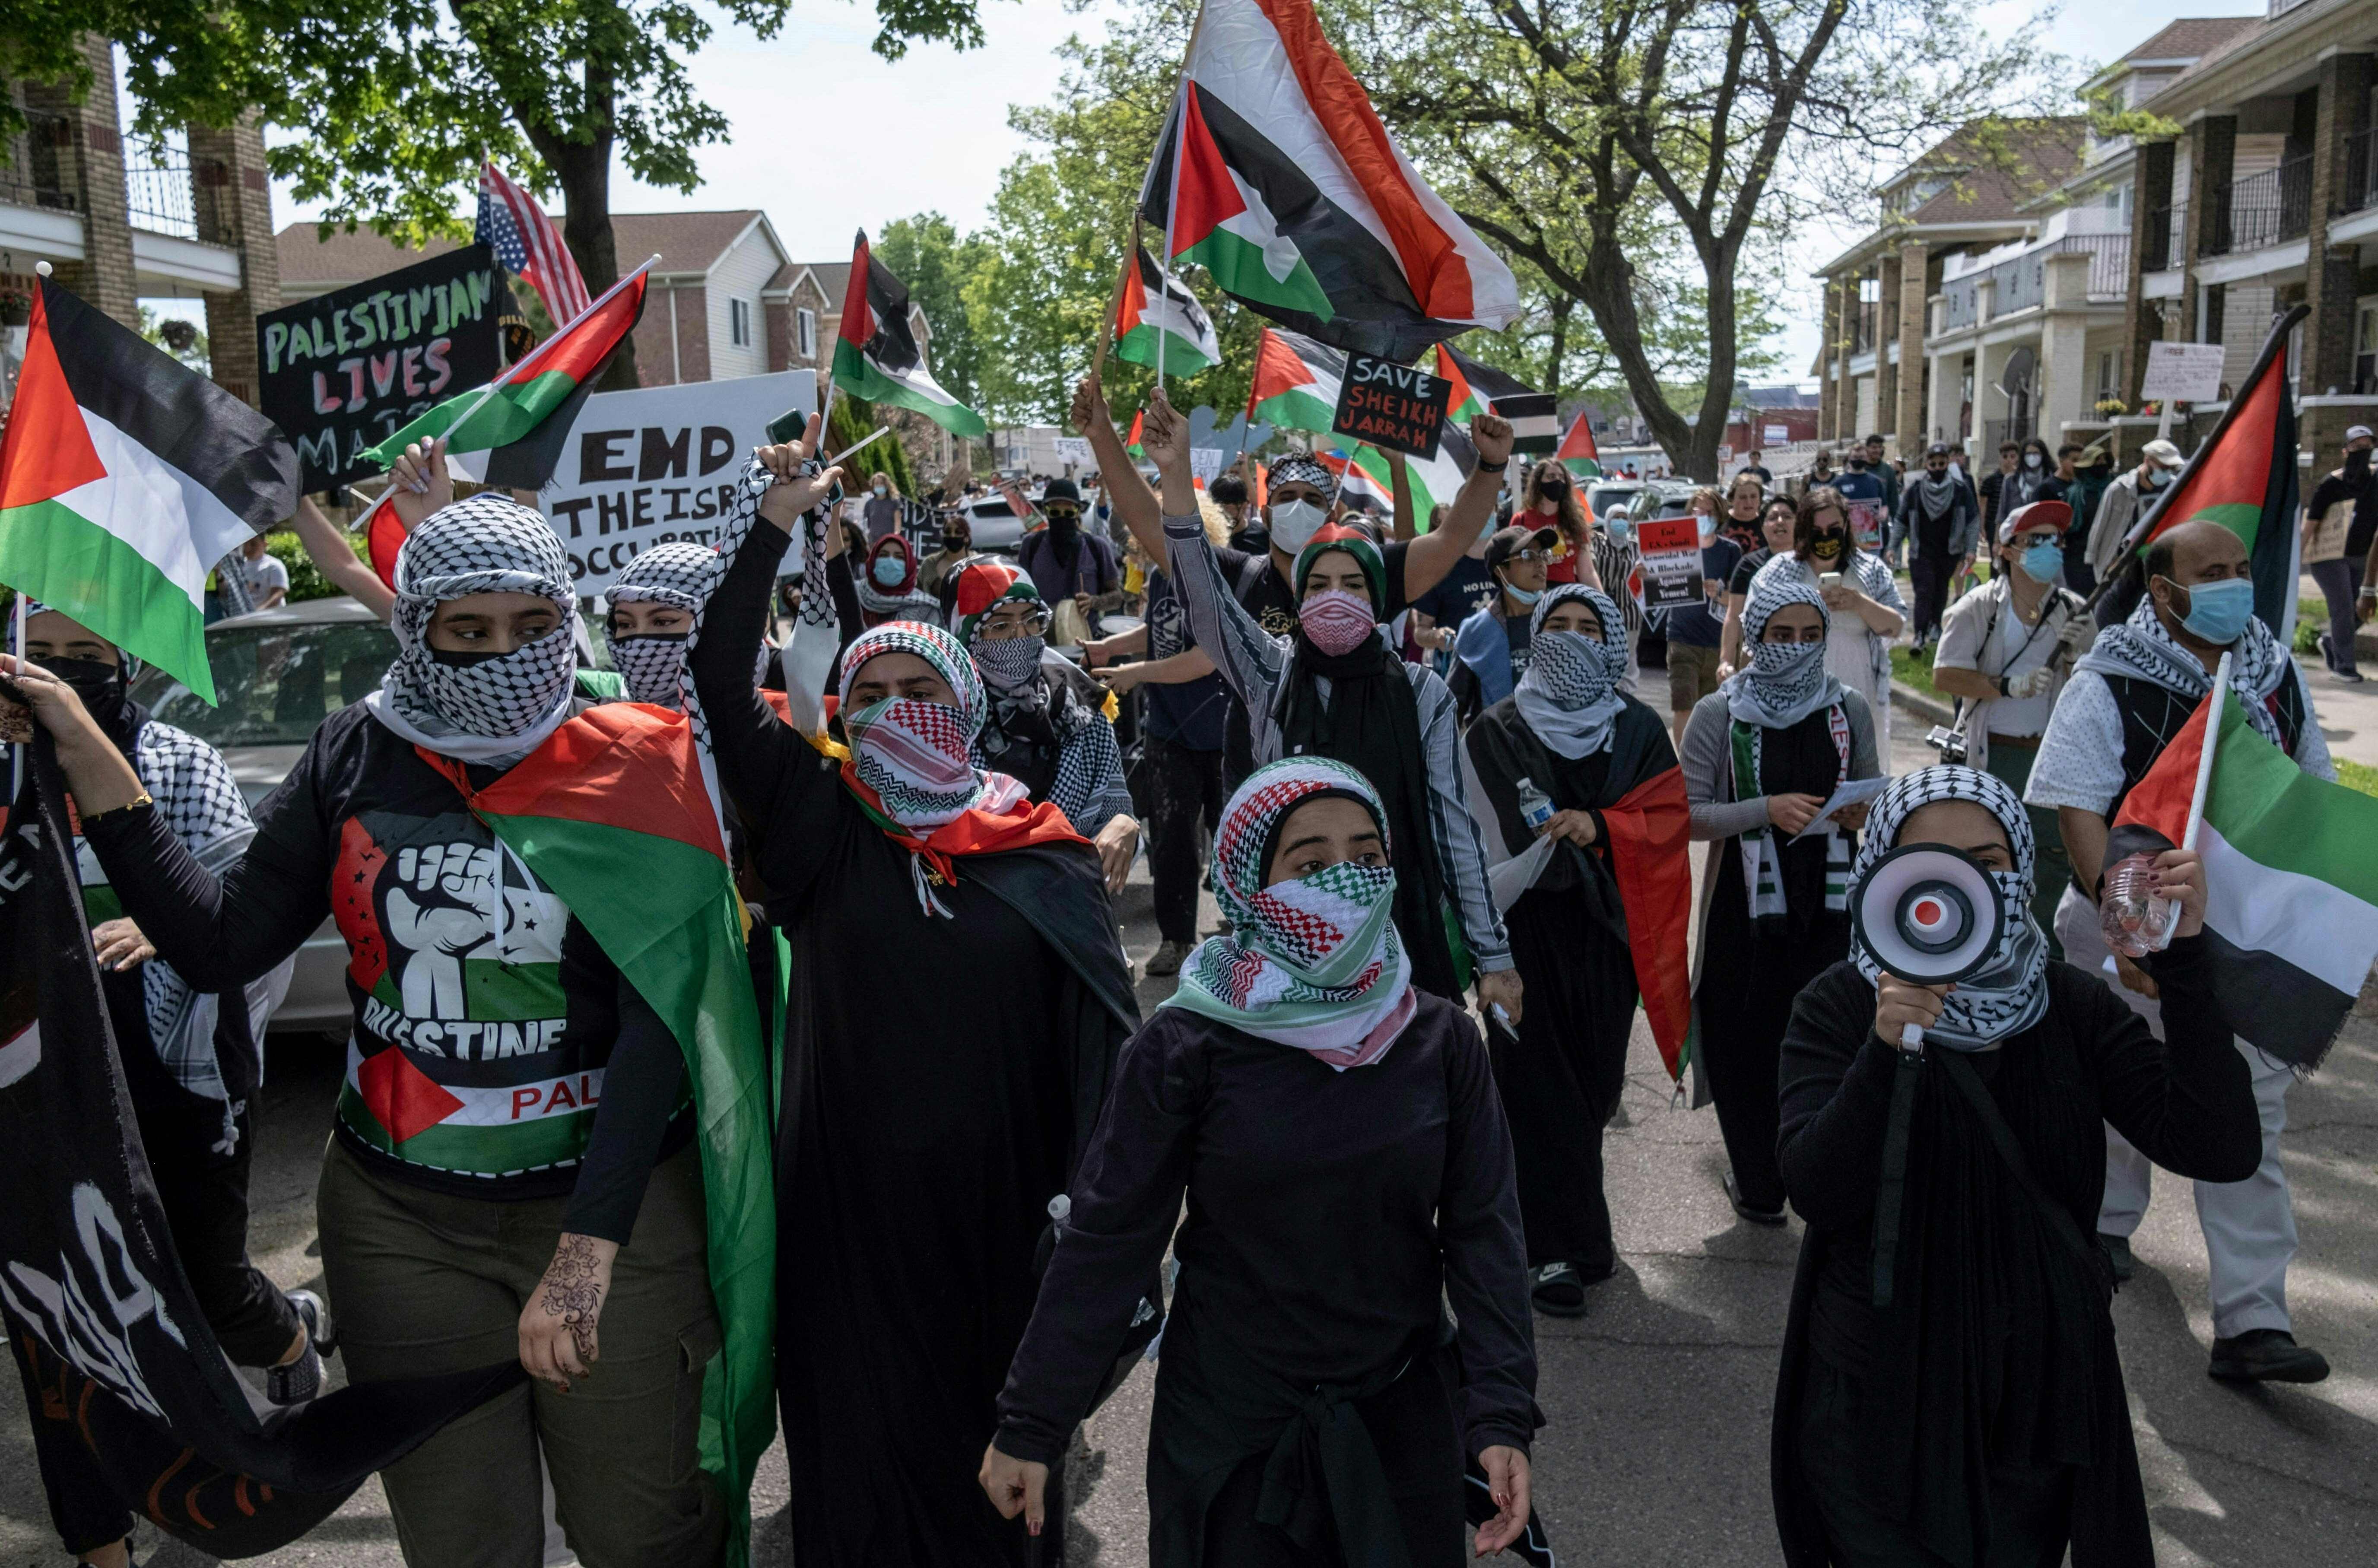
[1925,442,1955,460]
[2140,439,2184,469]
[1996,499,2073,543]
[2346,424,2374,444]
[1485,524,1559,573]
[1041,477,1082,505]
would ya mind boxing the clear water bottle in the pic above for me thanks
[1517,777,1555,836]
[2099,851,2178,958]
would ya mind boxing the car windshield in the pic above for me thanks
[129,619,400,747]
[1587,484,1636,517]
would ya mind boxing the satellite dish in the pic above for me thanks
[1997,347,2037,400]
[1851,844,2004,987]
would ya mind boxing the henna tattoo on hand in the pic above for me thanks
[539,1235,606,1364]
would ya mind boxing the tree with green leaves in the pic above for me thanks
[876,213,993,412]
[21,0,991,389]
[1341,0,2063,476]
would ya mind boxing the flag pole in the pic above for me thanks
[2181,651,2230,853]
[1090,217,1137,393]
[9,589,23,799]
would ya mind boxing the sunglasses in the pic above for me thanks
[1044,506,1081,521]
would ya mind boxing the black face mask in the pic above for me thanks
[39,655,127,730]
[2348,449,2372,477]
[1045,508,1081,544]
[1537,475,1571,501]
[1809,530,1848,560]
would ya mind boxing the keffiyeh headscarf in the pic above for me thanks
[601,540,718,708]
[1162,758,1417,1068]
[856,535,921,617]
[1724,572,1843,730]
[1515,584,1629,759]
[1267,452,1339,506]
[837,620,1019,828]
[952,561,1053,693]
[369,494,578,767]
[2076,594,2290,748]
[1850,766,2050,1049]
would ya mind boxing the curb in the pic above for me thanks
[1890,679,1955,728]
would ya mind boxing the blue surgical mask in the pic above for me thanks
[2017,540,2063,584]
[1502,583,1543,607]
[872,556,907,587]
[2167,576,2254,645]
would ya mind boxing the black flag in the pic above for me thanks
[0,734,520,1557]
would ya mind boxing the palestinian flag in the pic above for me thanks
[1607,767,1692,1078]
[1554,411,1603,480]
[2108,689,2378,1070]
[415,705,776,1562]
[0,278,296,701]
[1317,450,1392,516]
[362,260,648,470]
[1137,0,1518,360]
[1434,344,1558,452]
[1124,409,1146,460]
[2118,303,2302,632]
[1245,327,1343,437]
[831,232,985,438]
[1346,419,1478,522]
[1114,246,1220,375]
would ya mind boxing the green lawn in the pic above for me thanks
[1890,645,1942,704]
[2337,758,2378,800]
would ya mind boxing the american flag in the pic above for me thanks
[476,162,591,324]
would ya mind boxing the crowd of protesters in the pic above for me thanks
[0,390,2361,1568]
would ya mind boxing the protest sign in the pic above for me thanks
[1847,498,1887,553]
[540,370,815,594]
[2140,341,2225,405]
[1331,352,1448,460]
[257,245,505,491]
[1635,516,1707,613]
[1051,436,1093,467]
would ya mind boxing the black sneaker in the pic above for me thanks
[2337,668,2365,684]
[1145,939,1194,978]
[2208,1328,2330,1384]
[2097,1233,2136,1283]
[266,1342,323,1406]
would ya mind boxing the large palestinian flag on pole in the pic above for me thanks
[1318,449,1393,516]
[1245,327,1344,437]
[2115,304,2303,634]
[0,278,296,701]
[1114,246,1220,375]
[1434,344,1558,452]
[1554,411,1603,480]
[2108,689,2378,1071]
[415,703,777,1565]
[1137,0,1518,360]
[831,232,985,438]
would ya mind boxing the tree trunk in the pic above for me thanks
[543,141,639,391]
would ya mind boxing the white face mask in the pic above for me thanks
[1270,498,1329,554]
[2023,452,2042,470]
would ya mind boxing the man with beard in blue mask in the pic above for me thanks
[2026,518,2337,1385]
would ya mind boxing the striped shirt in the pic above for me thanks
[1163,512,1512,973]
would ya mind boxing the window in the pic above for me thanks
[796,307,816,360]
[2097,351,2117,398]
[2355,297,2378,395]
[730,298,752,348]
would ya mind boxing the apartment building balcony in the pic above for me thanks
[1930,230,2129,344]
[0,113,242,297]
[2334,125,2378,248]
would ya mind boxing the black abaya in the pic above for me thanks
[1464,695,1677,1274]
[692,523,1138,1567]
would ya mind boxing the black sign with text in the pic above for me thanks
[1331,352,1450,460]
[257,244,505,492]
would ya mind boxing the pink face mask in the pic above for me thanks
[1299,588,1377,656]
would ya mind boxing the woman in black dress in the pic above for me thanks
[981,756,1542,1566]
[1458,584,1693,1315]
[1774,766,2259,1566]
[1682,572,1880,1223]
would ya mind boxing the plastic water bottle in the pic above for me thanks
[2099,852,2178,958]
[1517,777,1555,837]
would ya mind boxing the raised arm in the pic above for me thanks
[1073,378,1162,562]
[1776,964,1907,1230]
[1399,414,1512,604]
[1148,393,1285,708]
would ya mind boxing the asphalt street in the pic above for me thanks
[3,722,2374,1566]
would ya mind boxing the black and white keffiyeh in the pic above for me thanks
[1268,451,1339,505]
[369,494,579,766]
[1724,572,1844,730]
[603,541,721,708]
[1849,765,2049,1049]
[1514,583,1629,759]
[2076,595,2289,748]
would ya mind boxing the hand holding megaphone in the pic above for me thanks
[1851,844,2008,1054]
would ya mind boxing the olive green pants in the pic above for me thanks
[318,1140,724,1568]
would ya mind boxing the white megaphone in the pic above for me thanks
[1850,844,2006,1051]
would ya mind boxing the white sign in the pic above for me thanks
[1190,448,1226,483]
[2140,342,2226,405]
[1634,517,1706,613]
[538,371,815,594]
[1762,424,1790,445]
[1051,435,1093,467]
